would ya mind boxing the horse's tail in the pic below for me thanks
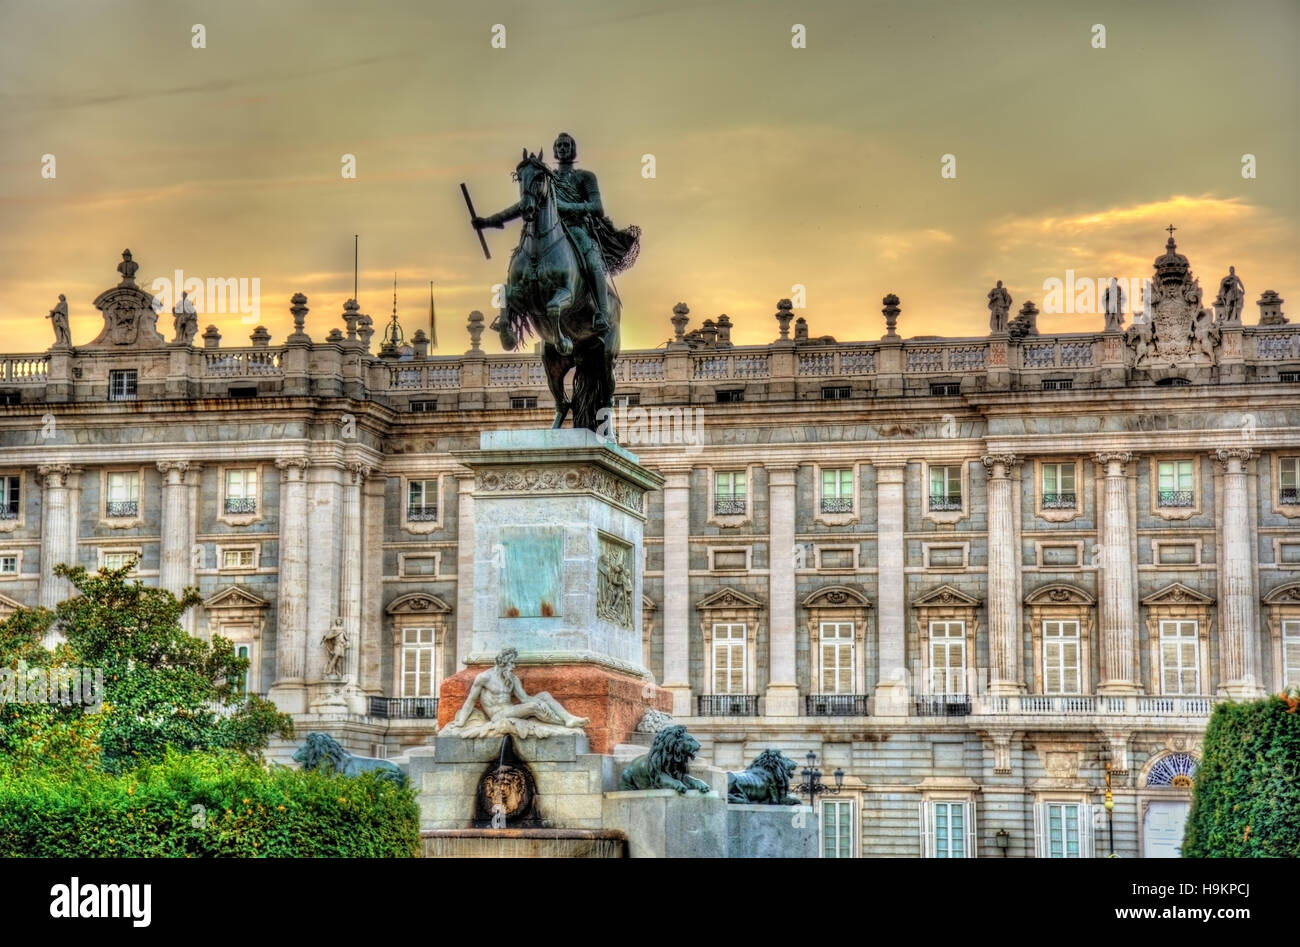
[571,348,615,431]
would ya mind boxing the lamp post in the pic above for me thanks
[796,750,844,810]
[1104,762,1115,858]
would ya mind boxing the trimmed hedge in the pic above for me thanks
[1182,693,1300,857]
[0,750,420,857]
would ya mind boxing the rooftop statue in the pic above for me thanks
[1102,278,1126,331]
[1216,266,1245,325]
[47,294,71,347]
[987,281,1012,333]
[468,133,640,431]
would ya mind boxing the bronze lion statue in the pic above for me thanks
[726,749,800,805]
[618,724,712,793]
[292,731,406,786]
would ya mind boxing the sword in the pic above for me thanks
[460,183,491,260]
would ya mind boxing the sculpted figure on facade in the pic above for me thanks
[1125,317,1154,367]
[1190,307,1221,363]
[172,291,198,344]
[987,280,1012,333]
[47,294,71,347]
[1215,266,1245,325]
[443,647,589,739]
[322,617,349,677]
[1102,278,1125,331]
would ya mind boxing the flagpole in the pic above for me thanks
[429,280,438,349]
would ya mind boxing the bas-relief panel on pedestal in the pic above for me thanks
[596,534,634,629]
[497,526,563,619]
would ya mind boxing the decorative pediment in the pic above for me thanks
[1025,583,1095,606]
[85,250,167,349]
[913,584,981,607]
[386,592,451,615]
[801,584,871,608]
[1263,582,1300,605]
[1141,582,1214,606]
[697,587,762,610]
[203,585,269,610]
[0,592,24,616]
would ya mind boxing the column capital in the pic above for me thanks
[275,455,311,473]
[37,463,74,485]
[981,453,1021,477]
[345,461,374,483]
[1213,447,1257,472]
[1092,450,1135,469]
[156,460,191,477]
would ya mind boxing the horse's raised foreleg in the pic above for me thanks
[542,343,572,428]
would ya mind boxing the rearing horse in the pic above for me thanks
[491,150,619,432]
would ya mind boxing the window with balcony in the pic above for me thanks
[224,469,258,514]
[714,470,746,516]
[105,472,140,518]
[820,468,854,514]
[0,475,18,520]
[1157,460,1195,508]
[1281,457,1300,506]
[712,622,747,695]
[1041,462,1077,510]
[1284,620,1300,690]
[1043,620,1082,695]
[401,627,437,698]
[1035,802,1093,858]
[821,799,855,858]
[108,369,138,402]
[928,621,966,695]
[928,465,962,512]
[922,800,974,858]
[1159,620,1200,695]
[407,479,439,522]
[819,621,855,695]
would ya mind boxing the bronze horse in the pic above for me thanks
[491,150,619,432]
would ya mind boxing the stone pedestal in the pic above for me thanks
[601,789,728,858]
[726,804,820,858]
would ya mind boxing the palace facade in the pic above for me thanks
[2,236,1298,857]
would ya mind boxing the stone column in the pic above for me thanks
[305,463,343,698]
[1215,448,1263,697]
[1094,452,1140,694]
[270,457,309,713]
[874,463,909,715]
[660,467,692,715]
[340,462,369,712]
[360,472,386,694]
[765,464,800,716]
[37,463,74,610]
[454,473,476,673]
[983,454,1024,694]
[156,461,192,598]
[182,464,202,635]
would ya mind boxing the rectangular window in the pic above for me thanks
[1041,544,1080,567]
[106,471,140,518]
[510,396,538,410]
[819,622,855,695]
[401,627,436,698]
[821,386,851,400]
[402,555,437,577]
[1043,620,1082,694]
[1042,378,1073,391]
[0,553,17,575]
[0,475,19,518]
[102,551,139,573]
[712,623,746,695]
[932,801,968,858]
[615,392,641,407]
[711,549,748,571]
[1037,803,1093,858]
[820,468,854,513]
[1157,460,1195,508]
[714,470,746,515]
[817,547,855,571]
[1155,543,1197,565]
[108,369,138,402]
[409,400,438,413]
[221,548,255,570]
[224,469,258,514]
[234,643,253,694]
[1281,457,1300,505]
[715,389,744,403]
[407,479,439,522]
[928,465,962,511]
[1282,620,1300,690]
[930,382,961,397]
[1159,620,1200,695]
[928,621,966,695]
[821,799,854,858]
[1041,462,1077,509]
[926,545,965,568]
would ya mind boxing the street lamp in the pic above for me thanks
[1104,762,1115,858]
[796,750,845,810]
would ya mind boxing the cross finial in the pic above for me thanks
[1166,224,1177,239]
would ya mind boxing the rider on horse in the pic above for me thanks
[473,132,639,342]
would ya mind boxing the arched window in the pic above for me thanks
[1145,753,1197,787]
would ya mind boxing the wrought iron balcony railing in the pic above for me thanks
[928,495,962,512]
[1157,489,1194,508]
[820,497,854,514]
[714,496,746,515]
[105,500,138,517]
[806,694,869,716]
[368,696,439,719]
[1041,492,1077,509]
[0,507,18,520]
[1281,487,1300,504]
[406,505,439,522]
[914,694,972,717]
[697,694,759,717]
[225,497,257,514]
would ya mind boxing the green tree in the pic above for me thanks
[1,563,292,773]
[1182,693,1300,857]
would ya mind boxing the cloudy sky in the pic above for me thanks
[0,0,1295,353]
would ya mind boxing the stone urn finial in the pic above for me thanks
[202,324,221,349]
[342,298,360,339]
[671,302,690,342]
[775,298,794,340]
[249,326,271,347]
[794,316,808,342]
[289,293,310,336]
[467,310,485,350]
[882,294,901,337]
[715,313,732,345]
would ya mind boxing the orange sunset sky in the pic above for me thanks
[0,0,1296,354]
